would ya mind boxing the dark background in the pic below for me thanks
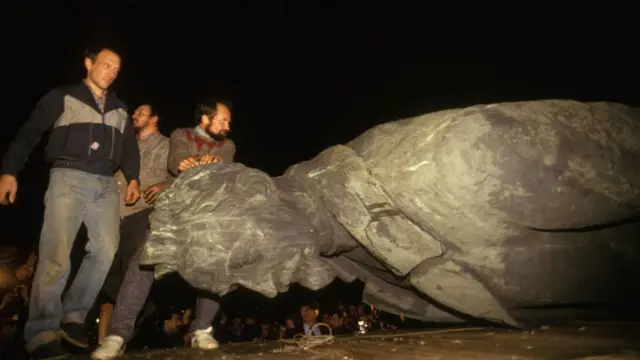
[0,3,637,251]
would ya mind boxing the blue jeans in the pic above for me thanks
[25,168,121,351]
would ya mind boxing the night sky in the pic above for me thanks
[1,3,637,250]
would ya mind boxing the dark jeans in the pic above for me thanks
[108,240,219,341]
[25,169,120,352]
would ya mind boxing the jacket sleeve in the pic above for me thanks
[1,89,64,177]
[157,138,172,183]
[120,115,140,184]
[152,137,175,188]
[167,129,191,176]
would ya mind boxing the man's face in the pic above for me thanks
[300,306,318,324]
[203,103,231,141]
[328,313,343,329]
[132,105,157,131]
[285,319,295,328]
[164,314,182,335]
[85,49,121,91]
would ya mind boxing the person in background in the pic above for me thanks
[14,253,36,303]
[126,307,186,350]
[300,302,331,336]
[228,317,243,342]
[212,311,229,344]
[283,314,299,339]
[240,317,260,342]
[0,252,37,360]
[326,309,350,335]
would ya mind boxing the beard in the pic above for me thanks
[206,126,228,141]
[133,119,146,131]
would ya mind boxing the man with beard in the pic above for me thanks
[166,100,235,175]
[93,97,235,360]
[97,104,171,345]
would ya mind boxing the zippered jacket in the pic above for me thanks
[1,82,140,183]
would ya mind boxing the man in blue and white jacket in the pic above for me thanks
[0,45,141,360]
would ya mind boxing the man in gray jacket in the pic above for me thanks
[97,104,171,345]
[93,96,235,360]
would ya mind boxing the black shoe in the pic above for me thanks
[60,322,89,349]
[30,340,69,360]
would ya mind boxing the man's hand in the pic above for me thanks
[178,156,199,173]
[125,180,141,205]
[143,183,167,205]
[0,174,18,205]
[198,154,221,165]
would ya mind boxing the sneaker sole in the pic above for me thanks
[91,352,123,360]
[194,344,219,350]
[60,330,89,349]
[91,345,125,360]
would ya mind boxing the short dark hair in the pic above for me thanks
[149,105,160,121]
[136,104,160,122]
[194,96,232,124]
[300,300,319,311]
[84,44,120,63]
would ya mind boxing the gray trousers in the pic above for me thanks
[108,240,220,341]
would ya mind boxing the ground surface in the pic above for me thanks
[87,323,640,360]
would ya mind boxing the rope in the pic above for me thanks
[281,324,488,349]
[279,324,488,360]
[280,323,335,350]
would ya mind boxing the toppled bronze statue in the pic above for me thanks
[141,99,640,327]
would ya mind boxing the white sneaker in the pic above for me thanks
[92,335,125,360]
[191,327,219,350]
